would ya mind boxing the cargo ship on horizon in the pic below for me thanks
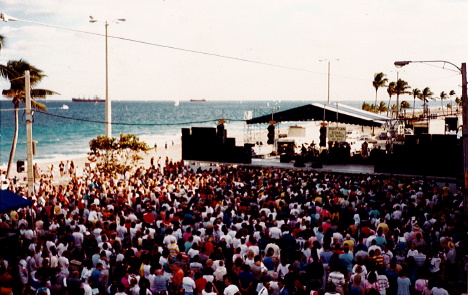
[72,95,104,102]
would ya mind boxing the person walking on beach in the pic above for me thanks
[65,160,70,176]
[49,164,55,179]
[59,161,65,177]
[69,161,75,176]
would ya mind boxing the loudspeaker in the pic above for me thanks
[294,156,306,167]
[419,134,432,146]
[17,160,25,173]
[445,117,458,131]
[280,154,291,163]
[405,135,418,146]
[182,128,191,137]
[311,162,323,168]
[191,127,216,138]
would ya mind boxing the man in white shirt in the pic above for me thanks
[182,271,196,295]
[257,280,270,295]
[214,260,227,282]
[163,228,177,247]
[268,222,282,241]
[223,276,240,295]
[264,242,280,259]
[72,227,84,251]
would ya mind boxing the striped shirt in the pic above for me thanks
[328,271,345,287]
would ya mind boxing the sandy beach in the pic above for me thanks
[9,141,183,187]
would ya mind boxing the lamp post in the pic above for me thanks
[90,16,126,138]
[319,59,339,104]
[395,60,468,214]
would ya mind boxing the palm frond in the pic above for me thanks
[31,100,47,111]
[31,89,61,99]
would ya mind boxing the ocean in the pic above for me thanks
[0,99,442,168]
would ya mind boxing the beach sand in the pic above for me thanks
[10,141,183,187]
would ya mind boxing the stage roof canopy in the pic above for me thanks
[246,103,390,127]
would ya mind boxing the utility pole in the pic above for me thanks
[327,61,331,104]
[25,70,34,198]
[90,16,126,138]
[461,63,468,215]
[105,21,111,138]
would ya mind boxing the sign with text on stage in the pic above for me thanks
[328,127,346,142]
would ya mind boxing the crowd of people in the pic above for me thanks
[0,157,466,295]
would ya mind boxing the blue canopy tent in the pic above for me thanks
[0,190,32,213]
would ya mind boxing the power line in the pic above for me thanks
[35,109,245,126]
[10,17,326,76]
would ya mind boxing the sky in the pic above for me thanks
[0,0,467,102]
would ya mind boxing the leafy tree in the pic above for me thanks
[411,88,421,118]
[394,79,411,119]
[387,82,396,117]
[0,59,59,177]
[89,134,151,173]
[373,72,388,113]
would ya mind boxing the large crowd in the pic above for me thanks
[0,157,466,295]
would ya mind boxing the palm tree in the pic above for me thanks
[394,79,411,119]
[420,87,434,118]
[373,72,388,113]
[400,100,410,117]
[411,88,421,118]
[362,102,372,111]
[0,59,58,177]
[449,90,456,115]
[378,101,387,114]
[400,101,410,108]
[439,91,447,116]
[455,97,462,113]
[387,81,395,117]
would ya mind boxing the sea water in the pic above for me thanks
[0,99,440,168]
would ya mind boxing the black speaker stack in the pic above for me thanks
[182,127,252,164]
[374,134,461,177]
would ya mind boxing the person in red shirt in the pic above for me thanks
[322,218,332,234]
[171,263,184,294]
[194,272,207,295]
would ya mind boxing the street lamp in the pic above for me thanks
[319,59,340,104]
[395,60,468,214]
[90,16,126,139]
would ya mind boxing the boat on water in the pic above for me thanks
[190,99,206,102]
[72,95,104,102]
[60,104,69,110]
